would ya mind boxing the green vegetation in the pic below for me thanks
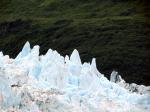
[0,0,150,85]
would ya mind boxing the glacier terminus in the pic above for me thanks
[0,42,150,112]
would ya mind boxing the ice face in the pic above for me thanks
[0,42,150,112]
[0,76,12,108]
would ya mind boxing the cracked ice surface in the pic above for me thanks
[0,42,150,112]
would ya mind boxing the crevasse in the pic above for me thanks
[0,42,150,112]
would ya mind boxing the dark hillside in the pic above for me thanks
[0,0,150,85]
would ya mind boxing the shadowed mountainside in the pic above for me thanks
[0,0,150,85]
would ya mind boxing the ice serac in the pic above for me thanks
[90,58,101,77]
[70,49,82,65]
[111,71,150,94]
[30,45,40,59]
[0,41,150,112]
[68,49,82,76]
[110,71,121,83]
[15,41,31,60]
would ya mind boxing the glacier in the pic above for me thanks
[0,41,150,112]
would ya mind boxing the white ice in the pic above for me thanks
[0,42,150,112]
